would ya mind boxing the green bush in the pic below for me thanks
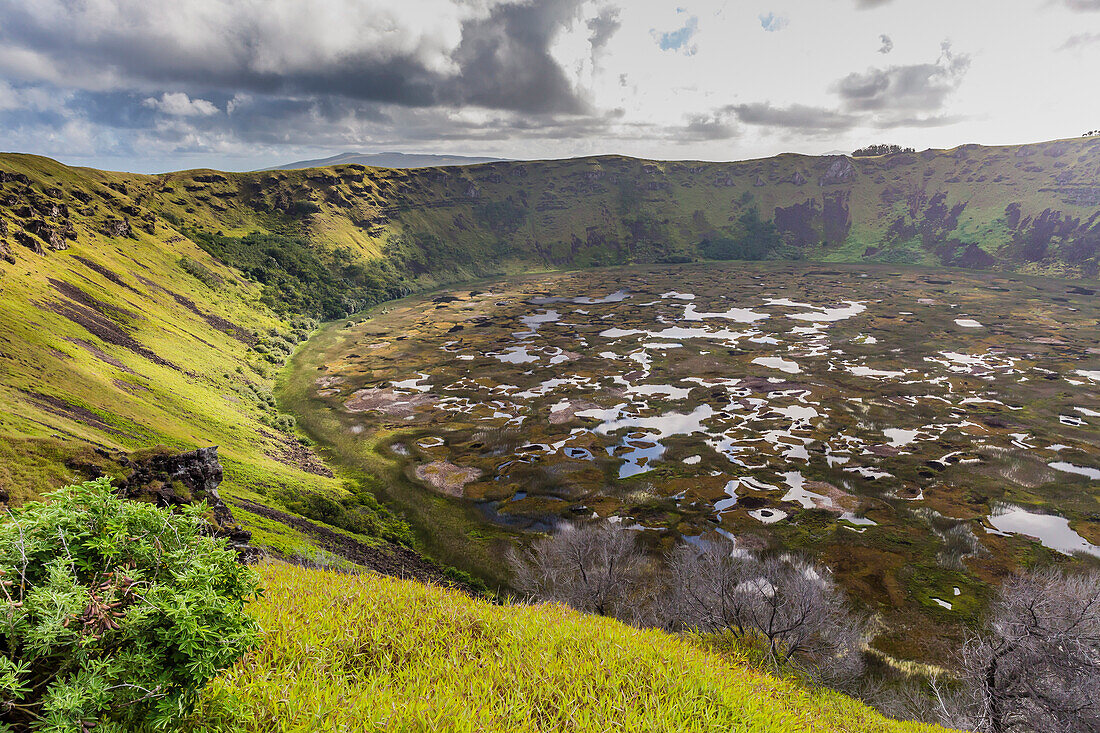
[185,229,402,319]
[0,478,261,731]
[698,208,781,261]
[178,256,223,288]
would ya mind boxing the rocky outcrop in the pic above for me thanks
[101,217,134,239]
[26,219,66,250]
[820,157,856,186]
[70,446,260,562]
[117,446,258,559]
[14,230,42,254]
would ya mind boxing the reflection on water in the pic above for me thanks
[988,503,1100,557]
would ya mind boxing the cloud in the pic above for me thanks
[656,14,699,54]
[732,102,859,132]
[143,92,219,117]
[855,0,894,7]
[1059,31,1100,49]
[0,0,589,115]
[878,34,894,54]
[587,6,622,51]
[833,42,970,114]
[681,111,739,140]
[1062,0,1100,9]
[759,12,789,32]
[450,0,589,114]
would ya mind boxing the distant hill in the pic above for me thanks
[268,151,507,170]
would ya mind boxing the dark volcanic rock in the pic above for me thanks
[14,230,43,254]
[26,219,66,250]
[115,446,260,562]
[102,217,134,239]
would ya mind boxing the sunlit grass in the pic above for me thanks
[192,562,948,732]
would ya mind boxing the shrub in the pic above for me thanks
[178,256,222,288]
[0,478,261,731]
[660,542,868,688]
[507,522,646,619]
[940,568,1100,733]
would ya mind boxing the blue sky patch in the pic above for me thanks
[658,15,700,52]
[759,12,789,32]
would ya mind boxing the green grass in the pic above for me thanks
[191,562,949,733]
[0,152,404,555]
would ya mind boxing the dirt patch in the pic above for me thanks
[112,378,150,395]
[259,428,334,477]
[344,387,436,416]
[72,255,138,292]
[806,481,859,513]
[232,497,477,593]
[63,337,132,372]
[21,390,134,438]
[49,278,139,321]
[415,461,482,497]
[549,398,601,424]
[167,290,254,344]
[40,279,176,369]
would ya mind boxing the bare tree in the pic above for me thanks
[507,521,646,618]
[944,568,1100,733]
[660,540,867,687]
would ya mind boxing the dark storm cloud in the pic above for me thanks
[732,103,859,132]
[833,43,970,113]
[0,0,588,115]
[587,6,622,51]
[450,0,588,114]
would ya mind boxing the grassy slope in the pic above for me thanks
[192,561,947,733]
[0,154,382,559]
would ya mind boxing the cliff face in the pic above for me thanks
[147,135,1100,280]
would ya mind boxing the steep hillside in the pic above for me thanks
[149,135,1100,283]
[191,561,949,733]
[0,154,423,574]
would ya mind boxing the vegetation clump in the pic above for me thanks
[698,208,782,261]
[931,568,1100,732]
[0,479,261,731]
[188,230,402,319]
[509,523,866,688]
[852,144,915,157]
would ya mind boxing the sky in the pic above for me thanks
[0,0,1097,173]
